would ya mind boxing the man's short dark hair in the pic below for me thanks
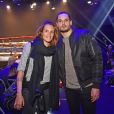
[56,11,72,20]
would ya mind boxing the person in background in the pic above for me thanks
[56,11,103,114]
[14,20,60,114]
[106,44,114,69]
[8,52,18,66]
[15,54,21,64]
[8,62,18,77]
[0,53,19,79]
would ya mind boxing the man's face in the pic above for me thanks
[56,13,72,33]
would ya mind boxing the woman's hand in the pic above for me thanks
[14,93,24,110]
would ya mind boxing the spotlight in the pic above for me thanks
[51,6,55,10]
[30,5,33,9]
[94,2,98,5]
[6,5,11,10]
[87,0,92,4]
[32,2,37,6]
[17,3,20,6]
[46,1,50,5]
[30,2,37,10]
[63,0,67,3]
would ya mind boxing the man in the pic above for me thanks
[56,12,103,114]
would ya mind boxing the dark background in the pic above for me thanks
[0,0,114,44]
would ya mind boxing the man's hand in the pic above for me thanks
[91,88,100,102]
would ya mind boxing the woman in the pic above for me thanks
[14,21,59,114]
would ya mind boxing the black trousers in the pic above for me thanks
[65,86,96,114]
[21,88,49,114]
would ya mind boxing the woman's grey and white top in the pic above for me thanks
[17,42,52,84]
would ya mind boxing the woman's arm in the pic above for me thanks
[14,42,31,110]
[16,71,24,95]
[14,71,25,110]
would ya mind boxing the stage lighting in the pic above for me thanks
[46,1,50,5]
[51,6,55,10]
[30,2,37,10]
[0,0,4,3]
[87,1,92,4]
[6,5,11,10]
[63,0,67,3]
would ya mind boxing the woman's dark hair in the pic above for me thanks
[35,20,59,46]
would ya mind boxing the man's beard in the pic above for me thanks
[60,28,70,33]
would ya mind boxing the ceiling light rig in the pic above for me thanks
[0,0,69,10]
[50,0,57,11]
[46,0,50,5]
[51,6,55,10]
[6,5,11,10]
[30,2,37,10]
[0,0,7,8]
[86,0,99,5]
[0,0,4,3]
[12,0,22,6]
[63,0,67,3]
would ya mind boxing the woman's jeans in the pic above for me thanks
[22,88,49,114]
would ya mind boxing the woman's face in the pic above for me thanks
[42,24,55,47]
